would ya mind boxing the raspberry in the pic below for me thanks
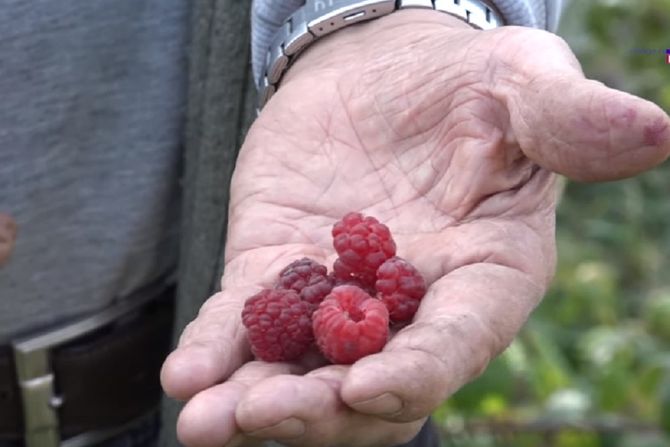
[242,289,313,362]
[332,212,396,278]
[276,258,334,310]
[330,270,376,296]
[376,257,427,322]
[312,285,389,364]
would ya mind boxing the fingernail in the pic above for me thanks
[247,417,306,439]
[349,392,403,416]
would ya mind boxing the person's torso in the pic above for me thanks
[0,0,190,340]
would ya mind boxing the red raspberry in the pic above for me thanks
[376,257,427,322]
[312,285,389,364]
[332,212,396,278]
[242,289,313,362]
[276,258,334,310]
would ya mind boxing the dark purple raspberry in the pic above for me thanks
[241,288,313,362]
[376,256,426,322]
[276,258,334,310]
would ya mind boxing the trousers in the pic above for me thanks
[0,415,439,447]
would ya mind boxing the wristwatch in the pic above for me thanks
[257,0,505,110]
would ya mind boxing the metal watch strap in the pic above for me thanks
[257,0,504,109]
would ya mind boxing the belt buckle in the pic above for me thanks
[11,281,168,447]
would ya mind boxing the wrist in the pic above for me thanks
[283,9,477,87]
[258,0,503,110]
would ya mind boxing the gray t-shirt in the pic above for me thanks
[0,0,189,340]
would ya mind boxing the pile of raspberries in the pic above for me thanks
[241,212,426,364]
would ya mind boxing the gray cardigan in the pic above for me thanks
[160,1,256,445]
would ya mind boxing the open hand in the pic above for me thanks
[162,9,670,447]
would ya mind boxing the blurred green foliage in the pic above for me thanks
[435,1,670,445]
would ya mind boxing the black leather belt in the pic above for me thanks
[0,280,175,447]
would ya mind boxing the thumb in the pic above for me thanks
[496,33,670,182]
[160,287,253,401]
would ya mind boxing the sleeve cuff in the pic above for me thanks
[251,0,565,86]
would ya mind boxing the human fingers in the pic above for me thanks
[341,261,544,422]
[492,28,670,181]
[235,366,425,447]
[176,361,301,447]
[161,247,325,400]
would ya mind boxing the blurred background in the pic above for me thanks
[434,0,670,446]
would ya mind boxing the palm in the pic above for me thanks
[226,23,555,300]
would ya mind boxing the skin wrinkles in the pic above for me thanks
[496,70,670,181]
[340,36,544,220]
[225,216,327,262]
[334,84,396,210]
[357,55,465,141]
[443,222,545,282]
